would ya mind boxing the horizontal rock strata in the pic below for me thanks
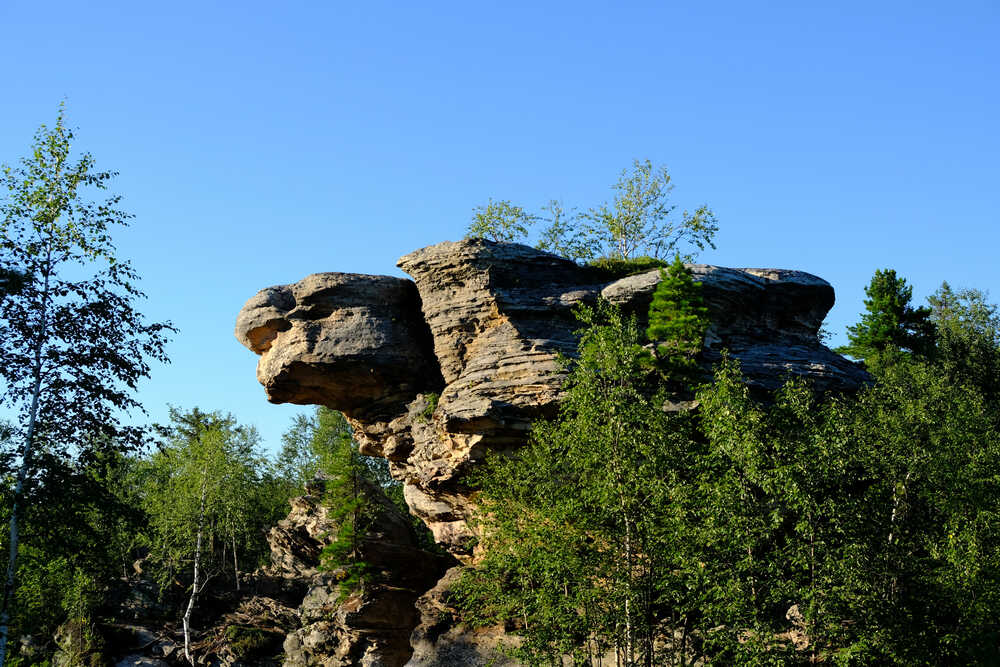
[236,238,870,662]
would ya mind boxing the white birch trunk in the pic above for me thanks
[232,535,239,592]
[183,468,209,665]
[0,255,51,666]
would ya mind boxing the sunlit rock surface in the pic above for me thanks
[236,238,869,664]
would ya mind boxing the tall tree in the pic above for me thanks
[928,282,1000,407]
[0,107,172,662]
[836,268,935,363]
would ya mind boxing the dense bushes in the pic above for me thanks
[457,267,1000,665]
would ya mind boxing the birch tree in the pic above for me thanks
[143,408,270,664]
[0,107,172,663]
[465,159,718,263]
[457,302,707,666]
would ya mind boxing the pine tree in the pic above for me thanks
[837,268,935,363]
[646,255,709,385]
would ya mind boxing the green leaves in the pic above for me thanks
[460,285,1000,664]
[464,159,718,263]
[582,159,718,262]
[697,355,1000,664]
[458,301,706,665]
[465,199,539,243]
[142,408,273,593]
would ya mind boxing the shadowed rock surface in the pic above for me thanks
[268,477,451,667]
[236,238,870,664]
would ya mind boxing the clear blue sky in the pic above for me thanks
[2,1,997,453]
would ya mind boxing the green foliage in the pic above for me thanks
[457,301,706,665]
[535,200,597,262]
[460,289,1000,664]
[0,106,172,660]
[465,199,538,242]
[317,431,372,601]
[467,159,717,263]
[142,408,277,592]
[580,159,718,261]
[698,356,1000,664]
[0,443,146,655]
[837,268,935,363]
[277,406,420,599]
[0,103,173,457]
[277,406,399,502]
[276,407,356,496]
[646,256,709,384]
[928,281,1000,407]
[416,392,439,423]
[224,624,283,659]
[581,255,668,282]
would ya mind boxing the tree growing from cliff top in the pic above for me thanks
[580,159,718,261]
[836,268,935,364]
[465,198,539,243]
[646,255,709,386]
[465,159,718,263]
[0,106,173,663]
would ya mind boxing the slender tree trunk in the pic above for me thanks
[0,255,51,666]
[887,470,912,602]
[623,518,634,667]
[183,468,209,665]
[232,535,239,592]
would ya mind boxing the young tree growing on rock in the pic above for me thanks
[646,255,710,387]
[581,159,718,262]
[465,199,539,243]
[0,107,173,663]
[465,159,719,264]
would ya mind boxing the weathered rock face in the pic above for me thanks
[267,477,451,667]
[234,273,442,422]
[602,265,865,391]
[237,239,868,560]
[407,566,517,666]
[236,239,871,664]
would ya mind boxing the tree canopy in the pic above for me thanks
[457,277,1000,665]
[0,106,173,662]
[836,268,935,363]
[465,159,718,263]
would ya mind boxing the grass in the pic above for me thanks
[582,256,669,282]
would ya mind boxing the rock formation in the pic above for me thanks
[235,238,869,664]
[93,477,448,667]
[236,239,867,556]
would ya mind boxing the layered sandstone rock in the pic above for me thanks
[234,272,442,422]
[267,477,451,667]
[236,239,871,665]
[236,239,867,560]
